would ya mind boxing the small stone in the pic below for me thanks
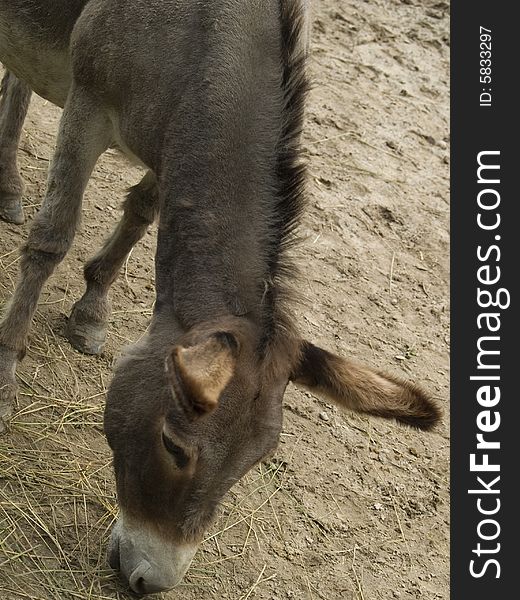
[378,450,389,464]
[374,503,383,511]
[319,411,330,422]
[409,446,419,457]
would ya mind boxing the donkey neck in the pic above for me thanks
[153,161,280,332]
[147,0,304,337]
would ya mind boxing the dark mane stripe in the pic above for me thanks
[273,0,309,269]
[261,1,309,351]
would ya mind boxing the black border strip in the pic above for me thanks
[451,3,517,596]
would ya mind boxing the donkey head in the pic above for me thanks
[104,316,439,594]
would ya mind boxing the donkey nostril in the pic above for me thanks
[130,574,170,595]
[128,561,151,595]
[131,576,169,595]
[128,561,169,595]
[133,577,146,595]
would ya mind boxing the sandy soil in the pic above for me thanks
[0,1,449,599]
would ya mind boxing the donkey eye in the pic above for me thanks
[162,432,190,469]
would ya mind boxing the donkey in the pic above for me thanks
[0,0,440,594]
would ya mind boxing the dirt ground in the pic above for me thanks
[0,1,450,599]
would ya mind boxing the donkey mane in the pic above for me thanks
[261,0,309,351]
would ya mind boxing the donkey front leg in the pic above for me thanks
[66,171,159,354]
[0,71,32,224]
[0,86,111,432]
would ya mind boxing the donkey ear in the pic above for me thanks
[290,341,441,430]
[165,332,238,419]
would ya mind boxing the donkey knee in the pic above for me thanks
[20,222,73,281]
[25,209,76,259]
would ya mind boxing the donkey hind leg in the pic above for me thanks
[66,171,159,355]
[0,87,111,432]
[0,71,32,224]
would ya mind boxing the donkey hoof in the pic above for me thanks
[0,196,25,225]
[66,306,107,355]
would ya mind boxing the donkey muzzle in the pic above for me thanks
[108,518,197,594]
